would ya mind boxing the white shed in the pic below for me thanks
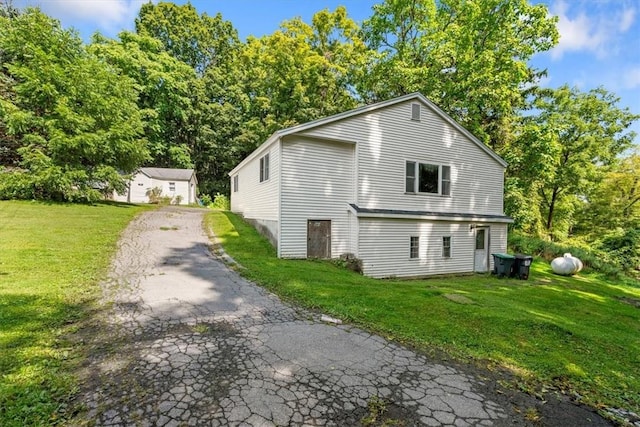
[229,93,513,278]
[114,167,197,205]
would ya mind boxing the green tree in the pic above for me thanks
[90,32,200,169]
[575,152,640,234]
[0,9,147,201]
[135,1,238,75]
[238,7,369,144]
[506,86,639,239]
[361,0,558,149]
[133,1,241,196]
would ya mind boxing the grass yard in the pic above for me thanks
[207,211,640,416]
[0,201,150,426]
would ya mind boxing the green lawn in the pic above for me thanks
[207,211,640,415]
[0,201,150,426]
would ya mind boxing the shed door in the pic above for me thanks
[474,228,489,272]
[307,220,331,258]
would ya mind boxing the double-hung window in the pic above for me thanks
[405,161,451,196]
[260,153,270,182]
[410,236,419,259]
[443,236,452,258]
[169,182,176,192]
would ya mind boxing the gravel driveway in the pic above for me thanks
[76,207,610,426]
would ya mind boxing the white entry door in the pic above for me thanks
[474,228,489,272]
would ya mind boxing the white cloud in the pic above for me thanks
[624,67,640,89]
[548,1,637,60]
[620,7,636,32]
[16,0,151,35]
[550,1,604,59]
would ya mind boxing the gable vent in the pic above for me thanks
[411,103,421,121]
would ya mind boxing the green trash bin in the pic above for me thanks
[492,253,515,277]
[512,254,533,280]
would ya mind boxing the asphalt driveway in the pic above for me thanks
[77,207,610,426]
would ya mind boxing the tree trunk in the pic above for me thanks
[546,187,559,238]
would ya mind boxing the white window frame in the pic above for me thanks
[168,182,176,192]
[233,175,239,192]
[443,236,452,258]
[260,153,270,183]
[409,236,420,259]
[405,160,451,196]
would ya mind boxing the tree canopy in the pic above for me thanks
[0,8,147,201]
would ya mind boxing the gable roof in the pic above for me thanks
[229,92,507,175]
[140,167,196,181]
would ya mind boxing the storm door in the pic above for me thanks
[474,227,490,272]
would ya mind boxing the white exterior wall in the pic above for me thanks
[359,219,508,278]
[300,100,504,215]
[123,172,153,203]
[280,136,355,258]
[114,172,195,205]
[230,143,280,240]
[151,178,189,204]
[348,211,359,256]
[489,223,509,271]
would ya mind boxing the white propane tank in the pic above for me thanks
[551,253,583,276]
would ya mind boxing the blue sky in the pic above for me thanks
[13,0,640,142]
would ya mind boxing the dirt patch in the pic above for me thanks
[617,296,640,308]
[443,293,475,304]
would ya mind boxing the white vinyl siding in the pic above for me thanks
[280,136,354,258]
[299,100,504,215]
[230,144,279,225]
[489,223,508,271]
[359,219,475,278]
[348,210,359,256]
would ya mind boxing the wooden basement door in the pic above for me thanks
[307,220,331,258]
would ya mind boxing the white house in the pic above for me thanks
[114,167,197,205]
[229,93,513,278]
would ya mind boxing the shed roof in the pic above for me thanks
[140,167,195,181]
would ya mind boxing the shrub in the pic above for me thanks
[199,194,212,206]
[333,253,363,274]
[598,228,640,273]
[508,232,625,279]
[173,195,183,205]
[145,186,163,204]
[210,193,230,210]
